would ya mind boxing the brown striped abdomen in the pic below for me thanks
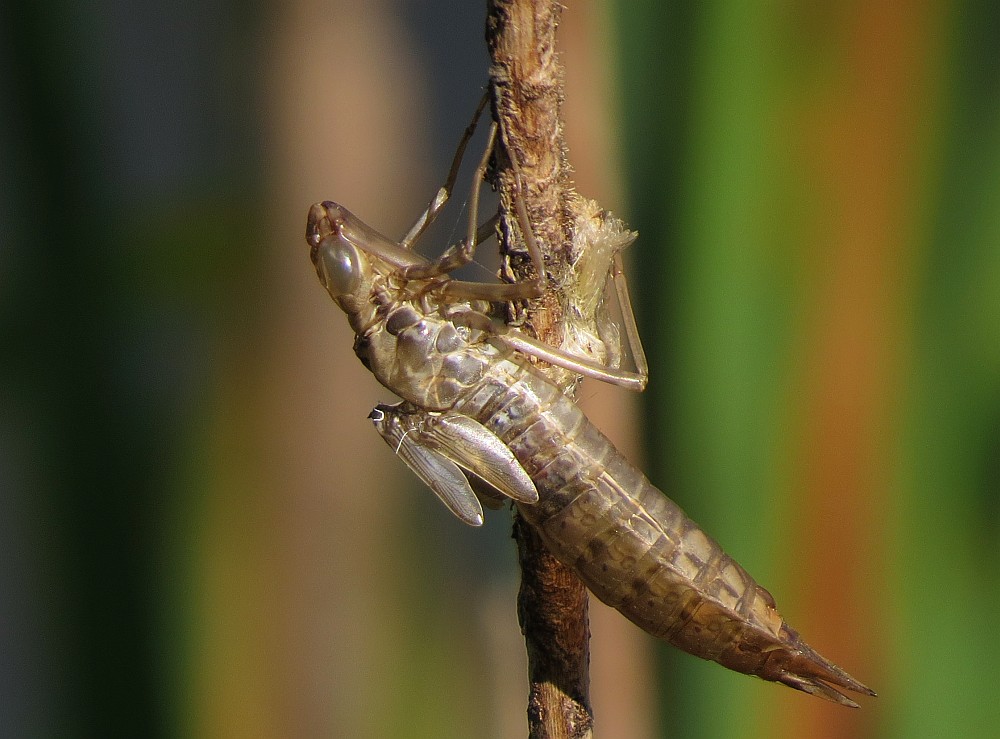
[456,359,874,705]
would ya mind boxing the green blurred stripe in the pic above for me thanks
[894,0,1000,735]
[611,1,1000,737]
[614,2,791,736]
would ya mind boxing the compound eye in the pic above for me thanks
[316,238,362,297]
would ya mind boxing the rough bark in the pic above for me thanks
[486,2,594,737]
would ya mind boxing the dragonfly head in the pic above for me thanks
[307,201,367,301]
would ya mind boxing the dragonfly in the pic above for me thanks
[305,98,875,707]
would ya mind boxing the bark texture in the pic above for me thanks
[486,2,594,737]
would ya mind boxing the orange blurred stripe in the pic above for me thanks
[780,2,940,737]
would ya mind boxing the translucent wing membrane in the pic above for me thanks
[420,413,538,505]
[369,405,485,526]
[369,404,538,526]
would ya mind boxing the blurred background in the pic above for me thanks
[2,1,998,737]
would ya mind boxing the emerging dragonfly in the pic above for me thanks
[306,99,874,707]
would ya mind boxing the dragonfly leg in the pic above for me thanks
[497,327,648,391]
[400,94,491,249]
[447,306,648,391]
[401,122,500,281]
[609,252,649,386]
[409,107,644,389]
[445,241,648,390]
[442,161,647,388]
[435,169,546,301]
[491,249,648,390]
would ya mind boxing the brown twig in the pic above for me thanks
[485,2,594,737]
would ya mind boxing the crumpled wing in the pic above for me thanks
[370,405,485,526]
[421,413,539,505]
[369,403,538,525]
[393,429,486,526]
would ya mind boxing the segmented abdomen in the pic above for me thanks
[453,355,873,705]
[454,358,779,646]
